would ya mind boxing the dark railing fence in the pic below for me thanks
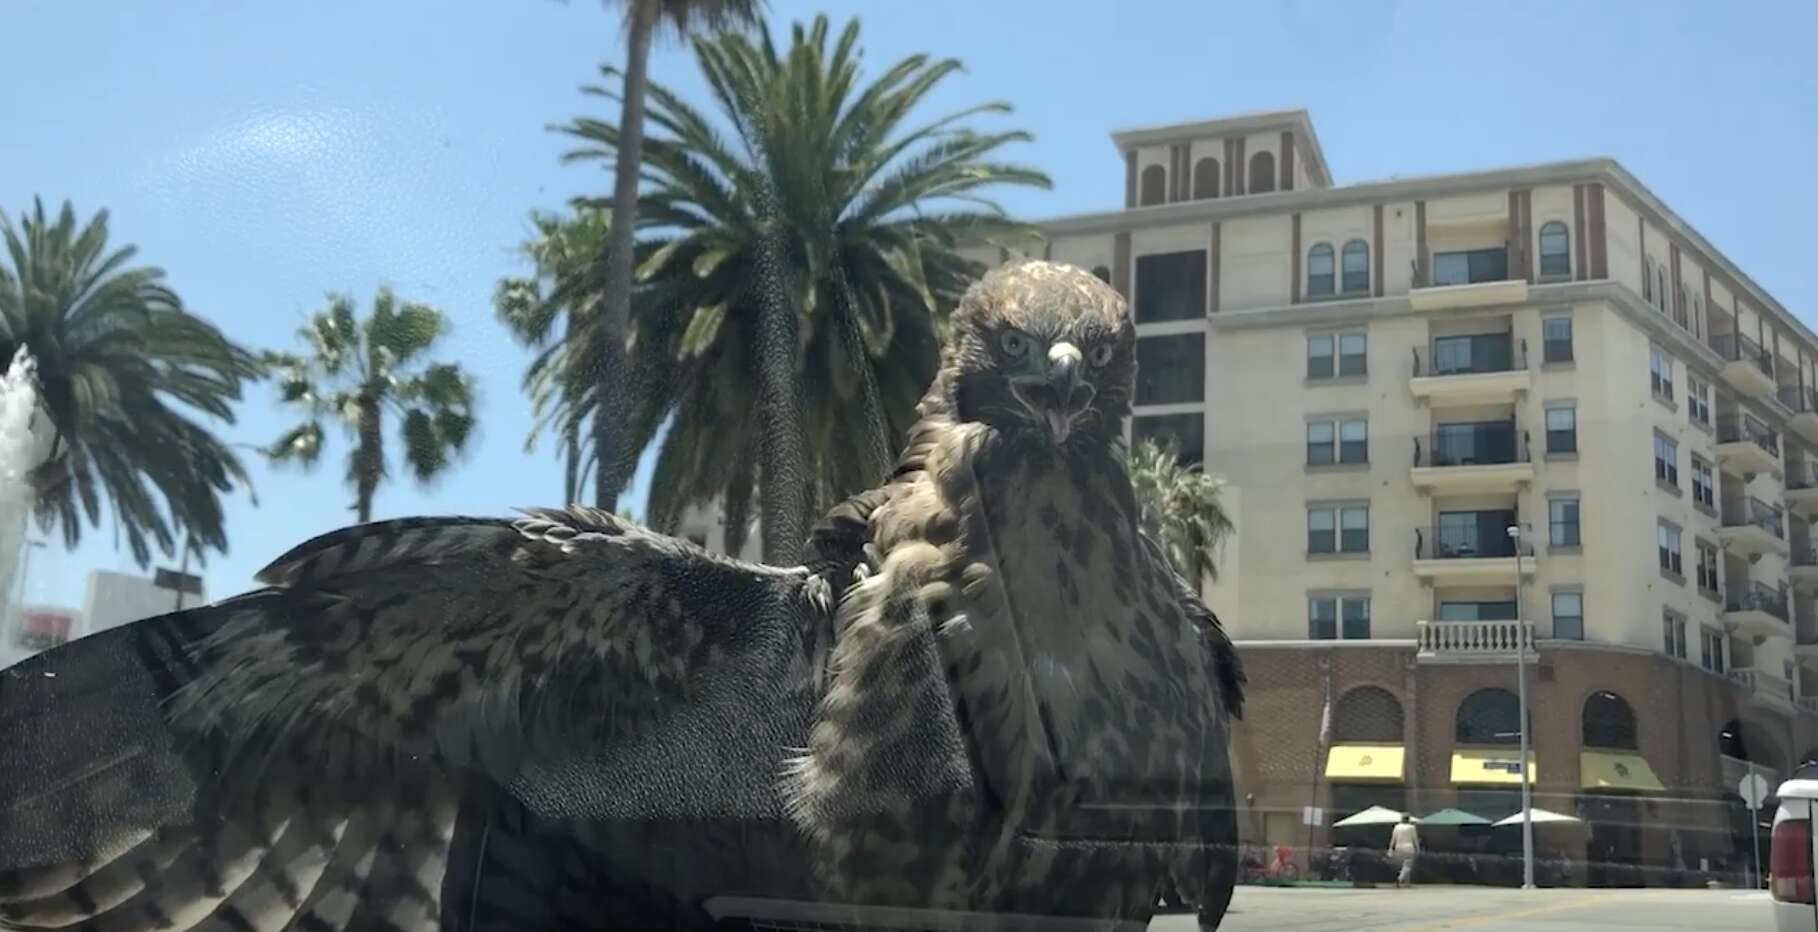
[1414,519,1533,560]
[1715,413,1781,457]
[1778,384,1818,415]
[1721,496,1786,539]
[1711,332,1774,377]
[1413,422,1529,468]
[1725,581,1789,621]
[1411,336,1529,378]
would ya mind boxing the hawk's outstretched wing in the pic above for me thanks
[0,507,830,931]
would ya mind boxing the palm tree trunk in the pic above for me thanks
[751,179,810,563]
[829,264,893,485]
[354,397,383,523]
[591,0,656,510]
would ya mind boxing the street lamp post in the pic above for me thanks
[1509,522,1536,890]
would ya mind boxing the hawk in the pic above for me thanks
[0,260,1242,931]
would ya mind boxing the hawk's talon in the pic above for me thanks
[804,573,836,615]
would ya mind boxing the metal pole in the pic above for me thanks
[174,532,191,612]
[1511,523,1535,890]
[1749,760,1762,890]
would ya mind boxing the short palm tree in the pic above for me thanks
[586,0,763,515]
[0,198,260,566]
[1126,437,1234,587]
[263,288,476,523]
[559,14,1048,559]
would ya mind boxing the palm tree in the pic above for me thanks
[0,198,260,566]
[263,288,476,523]
[586,0,763,515]
[559,14,1048,560]
[1126,437,1234,588]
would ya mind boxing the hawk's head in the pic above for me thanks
[944,260,1135,450]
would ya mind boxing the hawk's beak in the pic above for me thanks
[1012,342,1093,445]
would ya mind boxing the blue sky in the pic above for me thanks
[2,0,1814,609]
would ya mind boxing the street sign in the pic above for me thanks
[1738,772,1771,810]
[154,568,203,595]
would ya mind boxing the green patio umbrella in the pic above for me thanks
[1419,808,1493,827]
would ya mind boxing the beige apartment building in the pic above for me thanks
[976,109,1818,884]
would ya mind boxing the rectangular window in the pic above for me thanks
[1339,333,1367,376]
[1133,413,1206,467]
[1700,627,1725,673]
[1650,345,1675,401]
[1654,434,1679,488]
[1549,497,1580,548]
[1438,601,1518,621]
[1308,507,1334,554]
[1551,591,1584,640]
[1691,456,1716,510]
[1135,334,1205,406]
[1546,405,1577,454]
[1663,610,1687,660]
[1133,251,1208,323]
[1306,418,1367,466]
[1307,595,1372,640]
[1309,505,1370,555]
[1432,247,1510,286]
[1688,378,1711,427]
[1657,522,1683,577]
[1542,316,1573,363]
[1307,334,1333,379]
[1696,540,1721,595]
[1303,332,1366,380]
[1340,505,1370,553]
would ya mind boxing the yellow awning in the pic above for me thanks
[1580,751,1665,792]
[1325,743,1406,781]
[1451,748,1538,785]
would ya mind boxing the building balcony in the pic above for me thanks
[1416,619,1537,664]
[1711,333,1778,399]
[1409,424,1534,495]
[1718,497,1789,558]
[1715,413,1781,476]
[1409,336,1531,406]
[1791,545,1818,591]
[1787,464,1818,514]
[1779,385,1818,444]
[1412,524,1535,585]
[1729,667,1797,717]
[1409,247,1528,311]
[1724,582,1791,639]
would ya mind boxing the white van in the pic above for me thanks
[1773,778,1818,931]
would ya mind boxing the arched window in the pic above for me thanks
[1455,688,1524,745]
[1192,157,1220,200]
[1307,243,1335,298]
[1341,240,1370,294]
[1657,269,1668,311]
[1090,265,1111,284]
[1692,295,1703,338]
[1643,258,1654,302]
[1248,151,1276,194]
[1139,165,1166,206]
[1335,686,1404,743]
[1581,690,1638,749]
[1538,221,1570,278]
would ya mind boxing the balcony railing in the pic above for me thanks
[1729,667,1795,705]
[1430,247,1510,287]
[1780,385,1818,415]
[1789,463,1818,491]
[1721,497,1786,539]
[1712,332,1775,377]
[1412,336,1527,378]
[1794,544,1818,569]
[1725,582,1790,621]
[1417,619,1535,656]
[1412,423,1529,468]
[1716,414,1781,457]
[1415,522,1531,560]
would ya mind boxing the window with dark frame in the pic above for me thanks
[1134,250,1208,322]
[1135,334,1205,406]
[1688,377,1711,426]
[1308,595,1372,641]
[1696,540,1721,594]
[1341,597,1371,639]
[1700,627,1725,673]
[1549,497,1580,548]
[1654,434,1679,487]
[1650,345,1674,400]
[1306,421,1335,466]
[1307,417,1368,466]
[1308,504,1369,555]
[1657,522,1683,576]
[1308,597,1337,639]
[1341,240,1369,294]
[1691,456,1715,509]
[1542,316,1573,363]
[1551,591,1584,640]
[1662,610,1687,659]
[1546,406,1577,454]
[1307,331,1365,379]
[1339,332,1366,376]
[1538,221,1570,278]
[1307,243,1335,298]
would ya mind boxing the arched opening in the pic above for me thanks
[1335,685,1404,742]
[1581,690,1637,749]
[1139,164,1166,206]
[1538,221,1570,278]
[1455,687,1524,744]
[1341,239,1370,294]
[1248,151,1276,194]
[1192,157,1220,200]
[1306,243,1335,298]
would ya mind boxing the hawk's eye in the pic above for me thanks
[999,331,1029,357]
[1087,343,1114,367]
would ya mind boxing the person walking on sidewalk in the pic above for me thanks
[1389,814,1422,888]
